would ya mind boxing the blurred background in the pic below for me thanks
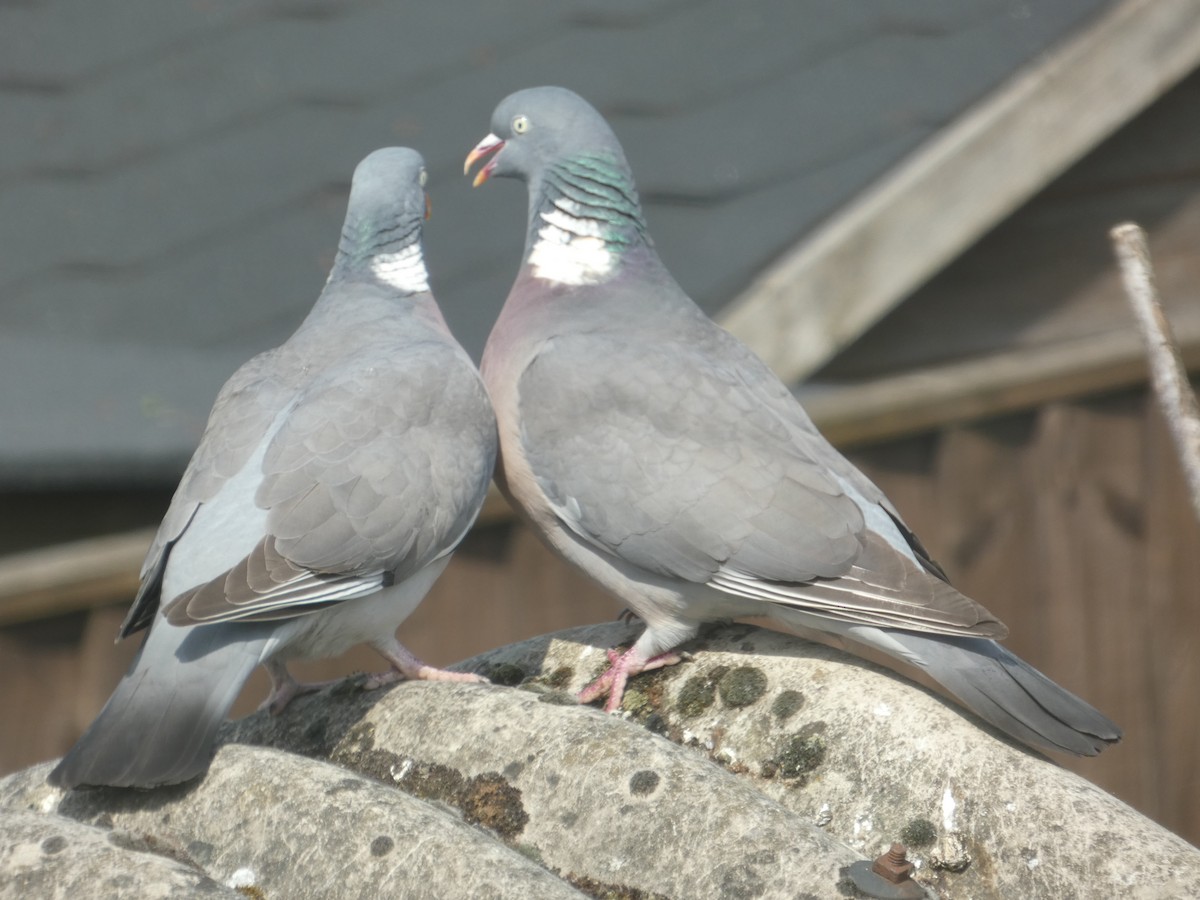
[3,0,1199,846]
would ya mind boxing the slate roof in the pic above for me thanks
[0,0,1116,485]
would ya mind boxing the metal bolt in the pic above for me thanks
[846,842,925,900]
[873,843,915,883]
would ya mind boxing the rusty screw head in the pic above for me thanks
[873,843,915,884]
[846,842,924,900]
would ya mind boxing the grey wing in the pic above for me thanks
[165,345,497,626]
[519,333,864,583]
[119,351,291,637]
[519,332,1002,637]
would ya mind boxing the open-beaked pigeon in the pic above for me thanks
[466,86,1120,756]
[49,148,497,789]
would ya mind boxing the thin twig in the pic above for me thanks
[1110,222,1200,523]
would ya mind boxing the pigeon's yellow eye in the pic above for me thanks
[512,115,530,135]
[419,169,428,187]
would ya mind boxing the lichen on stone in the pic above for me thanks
[628,770,661,796]
[676,672,719,717]
[564,872,671,900]
[900,817,937,848]
[543,666,574,688]
[459,773,529,840]
[373,755,530,841]
[534,688,579,706]
[763,732,826,783]
[770,690,805,720]
[717,666,768,708]
[621,686,654,718]
[486,662,528,687]
[515,842,545,866]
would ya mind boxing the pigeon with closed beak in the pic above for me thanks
[50,147,497,789]
[466,86,1120,756]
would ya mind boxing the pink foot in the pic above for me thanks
[259,663,342,716]
[365,639,489,691]
[578,647,684,712]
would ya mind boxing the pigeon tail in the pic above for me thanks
[48,620,272,789]
[769,608,1120,756]
[861,627,1121,756]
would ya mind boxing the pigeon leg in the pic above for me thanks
[579,646,684,712]
[259,658,342,716]
[364,636,489,690]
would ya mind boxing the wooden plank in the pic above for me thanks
[0,488,511,627]
[1138,398,1200,841]
[720,0,1200,384]
[0,530,153,626]
[801,313,1200,448]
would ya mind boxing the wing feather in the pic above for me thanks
[517,327,1001,638]
[164,339,496,627]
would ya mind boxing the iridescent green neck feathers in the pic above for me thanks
[526,153,649,286]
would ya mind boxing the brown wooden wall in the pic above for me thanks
[2,382,1198,846]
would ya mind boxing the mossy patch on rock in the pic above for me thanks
[486,662,528,687]
[621,686,654,718]
[536,690,580,706]
[717,666,767,708]
[543,666,574,688]
[717,861,767,899]
[762,729,827,784]
[770,690,805,720]
[460,774,529,840]
[676,669,723,717]
[329,722,529,840]
[614,667,674,732]
[565,872,671,900]
[901,817,938,848]
[330,722,409,785]
[628,770,661,796]
[515,842,545,866]
[366,756,530,841]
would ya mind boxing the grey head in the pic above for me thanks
[466,87,650,275]
[331,146,431,293]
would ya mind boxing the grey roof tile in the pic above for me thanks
[648,127,932,315]
[0,0,264,84]
[2,203,339,354]
[0,0,1123,482]
[0,105,364,284]
[0,332,246,484]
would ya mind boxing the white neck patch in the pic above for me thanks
[528,197,615,286]
[371,243,429,294]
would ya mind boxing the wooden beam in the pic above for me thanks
[0,530,153,627]
[802,315,1200,448]
[720,0,1200,384]
[0,495,517,628]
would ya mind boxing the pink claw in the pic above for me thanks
[578,647,685,712]
[259,669,342,716]
[367,638,489,690]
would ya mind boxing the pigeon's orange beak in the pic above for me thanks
[464,133,504,187]
[424,192,432,220]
